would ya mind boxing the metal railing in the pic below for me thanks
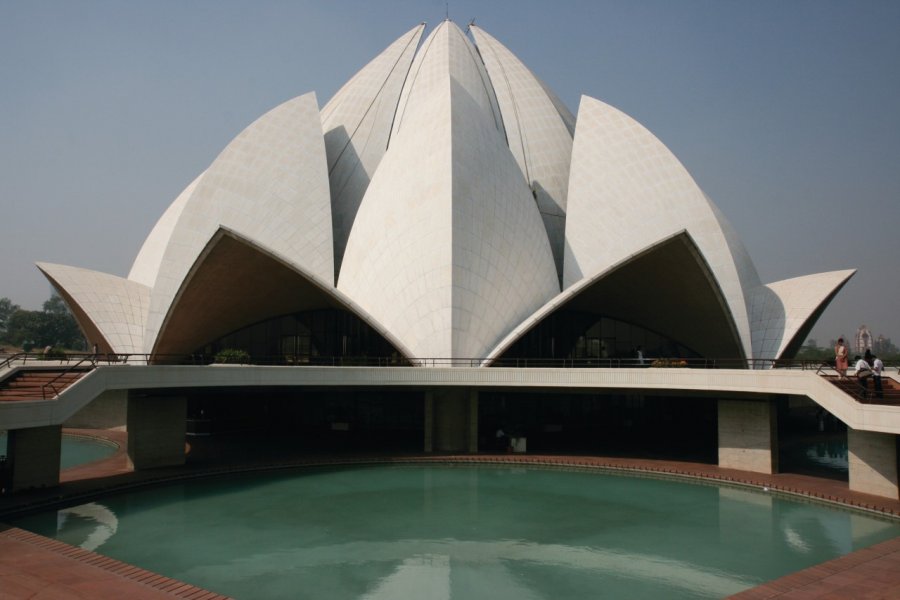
[2,350,895,372]
[1,352,872,370]
[40,354,98,400]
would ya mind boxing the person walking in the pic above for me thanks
[834,338,849,379]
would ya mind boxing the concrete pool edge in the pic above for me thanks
[2,433,900,599]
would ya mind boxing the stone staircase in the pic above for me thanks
[0,369,91,402]
[822,374,900,406]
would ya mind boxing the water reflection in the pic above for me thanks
[14,466,900,600]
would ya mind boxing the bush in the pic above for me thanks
[214,349,251,364]
[42,347,67,360]
[650,358,688,368]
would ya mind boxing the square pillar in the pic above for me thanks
[848,429,898,500]
[424,392,434,453]
[7,425,62,492]
[718,399,778,474]
[127,393,187,470]
[65,389,127,429]
[427,389,477,453]
[467,390,479,454]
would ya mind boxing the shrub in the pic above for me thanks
[214,349,251,364]
[650,358,688,368]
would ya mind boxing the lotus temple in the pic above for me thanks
[2,20,898,504]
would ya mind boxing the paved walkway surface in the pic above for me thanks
[1,429,899,599]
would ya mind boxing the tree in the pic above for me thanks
[42,293,69,315]
[3,293,85,350]
[0,297,20,337]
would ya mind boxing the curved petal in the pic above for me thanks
[750,269,856,359]
[564,95,759,359]
[338,22,559,361]
[37,262,150,354]
[322,24,425,278]
[470,25,574,280]
[127,173,203,287]
[145,92,333,353]
[153,228,414,360]
[484,231,744,364]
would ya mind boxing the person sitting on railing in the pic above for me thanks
[854,355,873,399]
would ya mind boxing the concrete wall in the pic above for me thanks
[7,425,61,491]
[126,393,186,470]
[848,429,898,500]
[427,389,478,453]
[718,399,778,474]
[64,389,127,429]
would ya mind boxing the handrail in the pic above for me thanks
[40,355,97,400]
[0,353,28,370]
[3,351,892,373]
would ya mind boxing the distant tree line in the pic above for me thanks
[0,294,86,352]
[797,338,899,363]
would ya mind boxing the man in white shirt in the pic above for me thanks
[872,354,884,399]
[854,355,873,398]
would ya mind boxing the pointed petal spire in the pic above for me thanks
[339,22,558,360]
[322,24,425,278]
[565,95,758,359]
[145,92,333,353]
[750,269,856,359]
[38,263,150,354]
[471,25,575,281]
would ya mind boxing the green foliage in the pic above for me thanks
[1,293,85,351]
[42,346,67,360]
[650,358,688,368]
[214,348,251,364]
[795,339,833,362]
[0,297,20,336]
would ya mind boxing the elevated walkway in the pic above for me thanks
[2,364,899,434]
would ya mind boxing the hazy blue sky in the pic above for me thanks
[1,0,898,348]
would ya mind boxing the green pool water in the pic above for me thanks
[0,432,117,470]
[12,465,900,599]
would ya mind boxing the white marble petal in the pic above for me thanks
[145,92,333,353]
[127,173,202,288]
[321,24,425,278]
[339,21,558,361]
[749,269,856,359]
[470,25,575,280]
[564,95,757,359]
[37,262,150,354]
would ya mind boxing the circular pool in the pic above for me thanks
[12,465,900,599]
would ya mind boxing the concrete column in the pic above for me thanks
[468,390,479,454]
[65,389,127,429]
[127,393,187,470]
[430,389,478,453]
[7,425,62,492]
[424,391,434,453]
[848,429,898,500]
[718,399,778,474]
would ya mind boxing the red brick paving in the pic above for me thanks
[0,428,898,599]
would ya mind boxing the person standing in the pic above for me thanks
[834,338,849,379]
[872,354,884,400]
[854,355,872,398]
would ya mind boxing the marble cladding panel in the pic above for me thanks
[322,24,425,276]
[144,92,333,353]
[749,269,855,359]
[38,263,150,354]
[564,95,754,358]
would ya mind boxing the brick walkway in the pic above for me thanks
[1,429,898,599]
